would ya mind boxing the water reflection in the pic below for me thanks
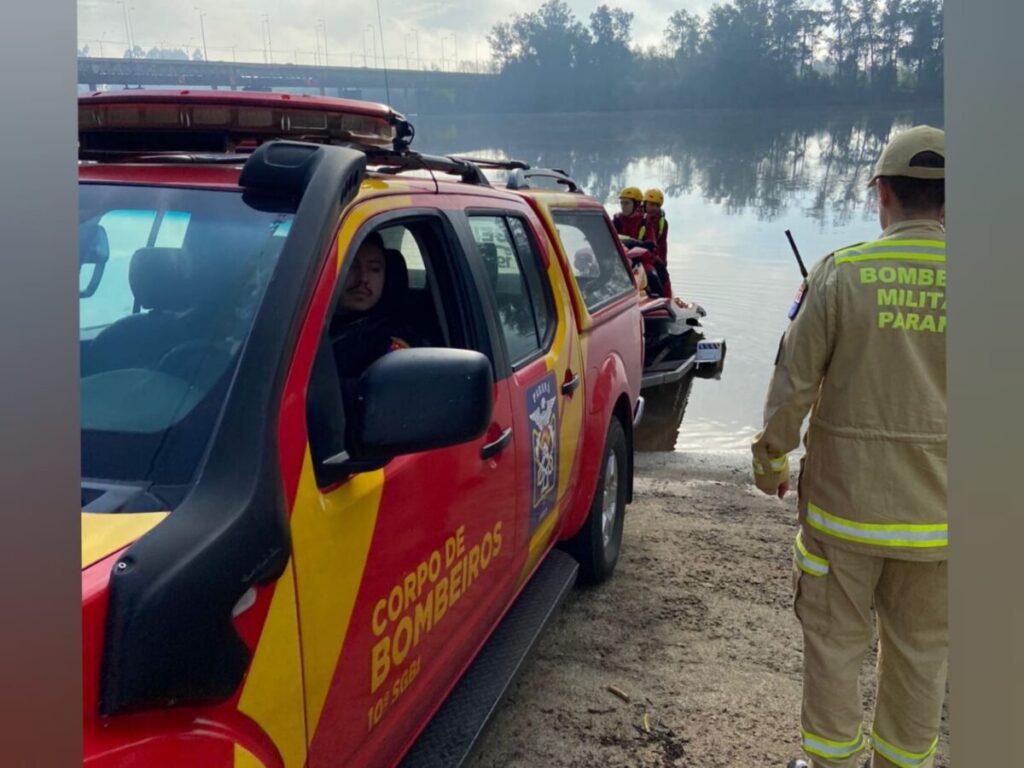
[634,373,695,454]
[417,107,941,226]
[415,105,944,453]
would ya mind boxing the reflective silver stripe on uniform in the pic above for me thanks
[835,240,946,264]
[753,455,787,477]
[794,531,829,576]
[871,731,938,768]
[801,728,867,760]
[807,503,948,548]
[839,244,945,258]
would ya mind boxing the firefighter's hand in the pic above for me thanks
[754,475,780,496]
[754,479,788,498]
[752,459,790,498]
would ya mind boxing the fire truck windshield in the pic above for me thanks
[79,182,294,491]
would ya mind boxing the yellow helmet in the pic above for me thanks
[643,188,665,206]
[619,186,643,202]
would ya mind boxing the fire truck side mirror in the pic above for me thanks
[345,348,494,463]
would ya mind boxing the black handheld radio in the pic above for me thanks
[785,230,808,279]
[784,229,809,321]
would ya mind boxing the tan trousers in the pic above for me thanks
[793,531,947,768]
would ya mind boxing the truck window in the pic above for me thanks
[380,224,428,289]
[468,215,554,367]
[550,209,635,312]
[506,217,553,346]
[78,184,295,486]
[305,215,485,488]
[81,209,191,332]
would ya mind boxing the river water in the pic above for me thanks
[414,104,944,454]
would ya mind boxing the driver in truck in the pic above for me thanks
[330,231,425,383]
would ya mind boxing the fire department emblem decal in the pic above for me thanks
[527,373,559,531]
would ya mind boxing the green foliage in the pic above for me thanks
[488,0,943,111]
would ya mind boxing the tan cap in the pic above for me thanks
[867,125,945,186]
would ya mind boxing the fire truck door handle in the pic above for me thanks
[481,427,513,460]
[561,372,580,395]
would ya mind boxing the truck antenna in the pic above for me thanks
[375,0,392,105]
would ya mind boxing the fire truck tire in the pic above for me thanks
[568,417,628,585]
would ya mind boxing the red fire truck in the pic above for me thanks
[79,90,645,767]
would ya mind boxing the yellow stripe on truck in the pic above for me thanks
[335,196,415,271]
[237,559,307,768]
[234,744,265,768]
[289,450,385,741]
[520,230,586,580]
[81,511,169,569]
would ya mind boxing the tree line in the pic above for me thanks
[415,105,942,226]
[488,0,942,111]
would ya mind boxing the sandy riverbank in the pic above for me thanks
[467,451,950,768]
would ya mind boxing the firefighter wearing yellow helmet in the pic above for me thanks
[751,126,947,768]
[643,187,664,206]
[613,186,645,238]
[639,188,671,296]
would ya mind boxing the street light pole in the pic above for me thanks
[364,25,377,68]
[318,19,328,67]
[117,1,134,58]
[449,33,457,72]
[194,7,208,62]
[126,6,136,56]
[259,15,268,62]
[261,14,273,64]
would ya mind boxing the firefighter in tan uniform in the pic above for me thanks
[751,125,947,768]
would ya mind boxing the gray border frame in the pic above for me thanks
[2,0,1021,764]
[946,0,1023,765]
[0,0,81,763]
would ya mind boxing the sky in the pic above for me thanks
[77,0,718,69]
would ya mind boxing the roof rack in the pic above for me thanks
[447,156,531,172]
[79,143,493,188]
[366,149,491,186]
[505,167,583,193]
[78,150,252,164]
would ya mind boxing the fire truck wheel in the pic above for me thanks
[569,417,628,585]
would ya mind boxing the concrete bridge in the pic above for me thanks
[78,57,501,114]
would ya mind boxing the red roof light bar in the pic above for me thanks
[79,90,414,152]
